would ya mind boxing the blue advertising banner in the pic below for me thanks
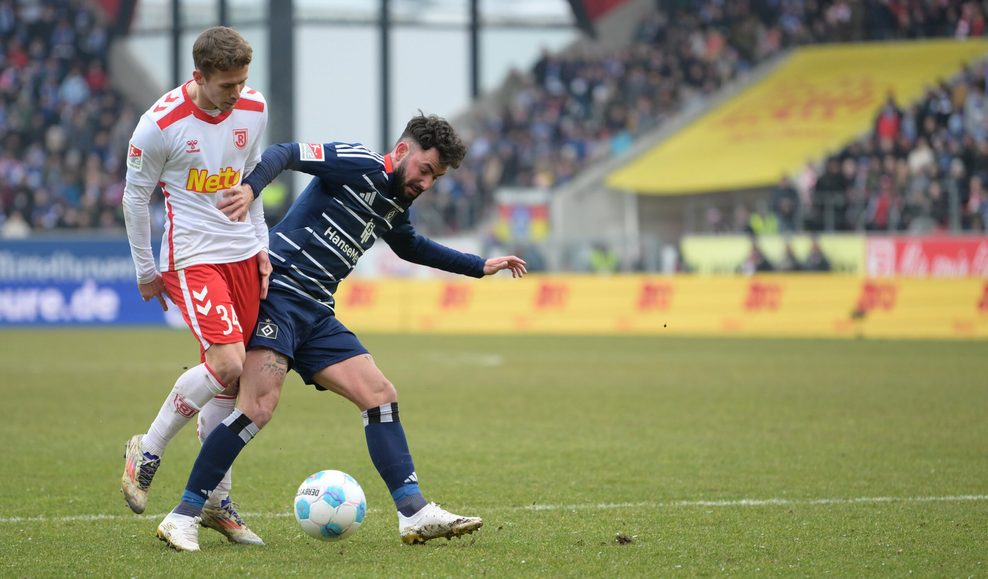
[0,237,179,326]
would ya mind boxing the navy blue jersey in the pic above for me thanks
[244,142,485,313]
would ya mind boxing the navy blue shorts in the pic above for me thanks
[249,287,368,386]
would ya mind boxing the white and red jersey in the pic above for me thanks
[123,81,268,283]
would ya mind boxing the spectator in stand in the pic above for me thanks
[589,242,620,274]
[926,174,949,227]
[956,1,986,38]
[731,204,752,234]
[964,174,986,228]
[737,241,774,274]
[875,92,903,141]
[776,240,803,272]
[1,208,29,237]
[748,205,779,236]
[811,157,848,230]
[865,174,897,231]
[803,238,832,272]
[771,175,801,232]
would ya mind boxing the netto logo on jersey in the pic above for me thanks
[185,167,242,193]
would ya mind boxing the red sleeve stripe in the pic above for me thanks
[161,184,176,271]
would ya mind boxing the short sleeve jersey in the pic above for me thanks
[126,81,268,271]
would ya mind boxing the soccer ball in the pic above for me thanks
[293,470,367,541]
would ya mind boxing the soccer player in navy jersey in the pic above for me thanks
[156,113,527,551]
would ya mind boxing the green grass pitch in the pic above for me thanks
[0,329,986,576]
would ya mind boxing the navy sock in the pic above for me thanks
[363,403,427,516]
[173,409,259,517]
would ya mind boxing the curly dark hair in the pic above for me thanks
[193,27,253,76]
[399,113,467,169]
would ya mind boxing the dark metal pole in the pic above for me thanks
[380,0,391,150]
[469,0,480,98]
[264,0,295,217]
[218,0,229,26]
[171,0,182,87]
[114,0,138,36]
[268,0,294,145]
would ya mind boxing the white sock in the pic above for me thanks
[199,395,236,505]
[198,394,236,439]
[142,363,224,457]
[206,470,233,506]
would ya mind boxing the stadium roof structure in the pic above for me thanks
[131,0,575,29]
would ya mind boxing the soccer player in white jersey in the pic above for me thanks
[120,26,270,545]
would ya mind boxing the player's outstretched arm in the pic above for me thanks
[483,256,527,278]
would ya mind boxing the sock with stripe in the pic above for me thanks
[173,409,258,517]
[363,403,427,516]
[143,363,225,458]
[198,394,236,505]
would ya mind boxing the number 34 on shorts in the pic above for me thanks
[162,260,261,346]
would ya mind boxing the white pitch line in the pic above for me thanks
[2,494,986,525]
[523,494,988,511]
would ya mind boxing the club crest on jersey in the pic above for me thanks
[360,220,376,244]
[300,143,325,161]
[127,143,143,171]
[233,129,248,150]
[255,320,279,340]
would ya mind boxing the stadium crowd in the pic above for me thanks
[800,68,988,234]
[4,1,988,238]
[713,62,988,237]
[0,0,136,238]
[415,0,988,236]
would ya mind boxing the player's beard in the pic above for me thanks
[391,164,420,205]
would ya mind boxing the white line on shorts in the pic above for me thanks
[1,494,985,525]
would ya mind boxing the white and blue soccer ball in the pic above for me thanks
[293,470,367,541]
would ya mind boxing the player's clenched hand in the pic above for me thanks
[257,250,272,299]
[483,255,527,278]
[217,184,253,222]
[138,275,170,311]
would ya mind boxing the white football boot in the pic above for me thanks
[157,512,201,552]
[200,498,265,545]
[398,502,483,544]
[121,435,160,514]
